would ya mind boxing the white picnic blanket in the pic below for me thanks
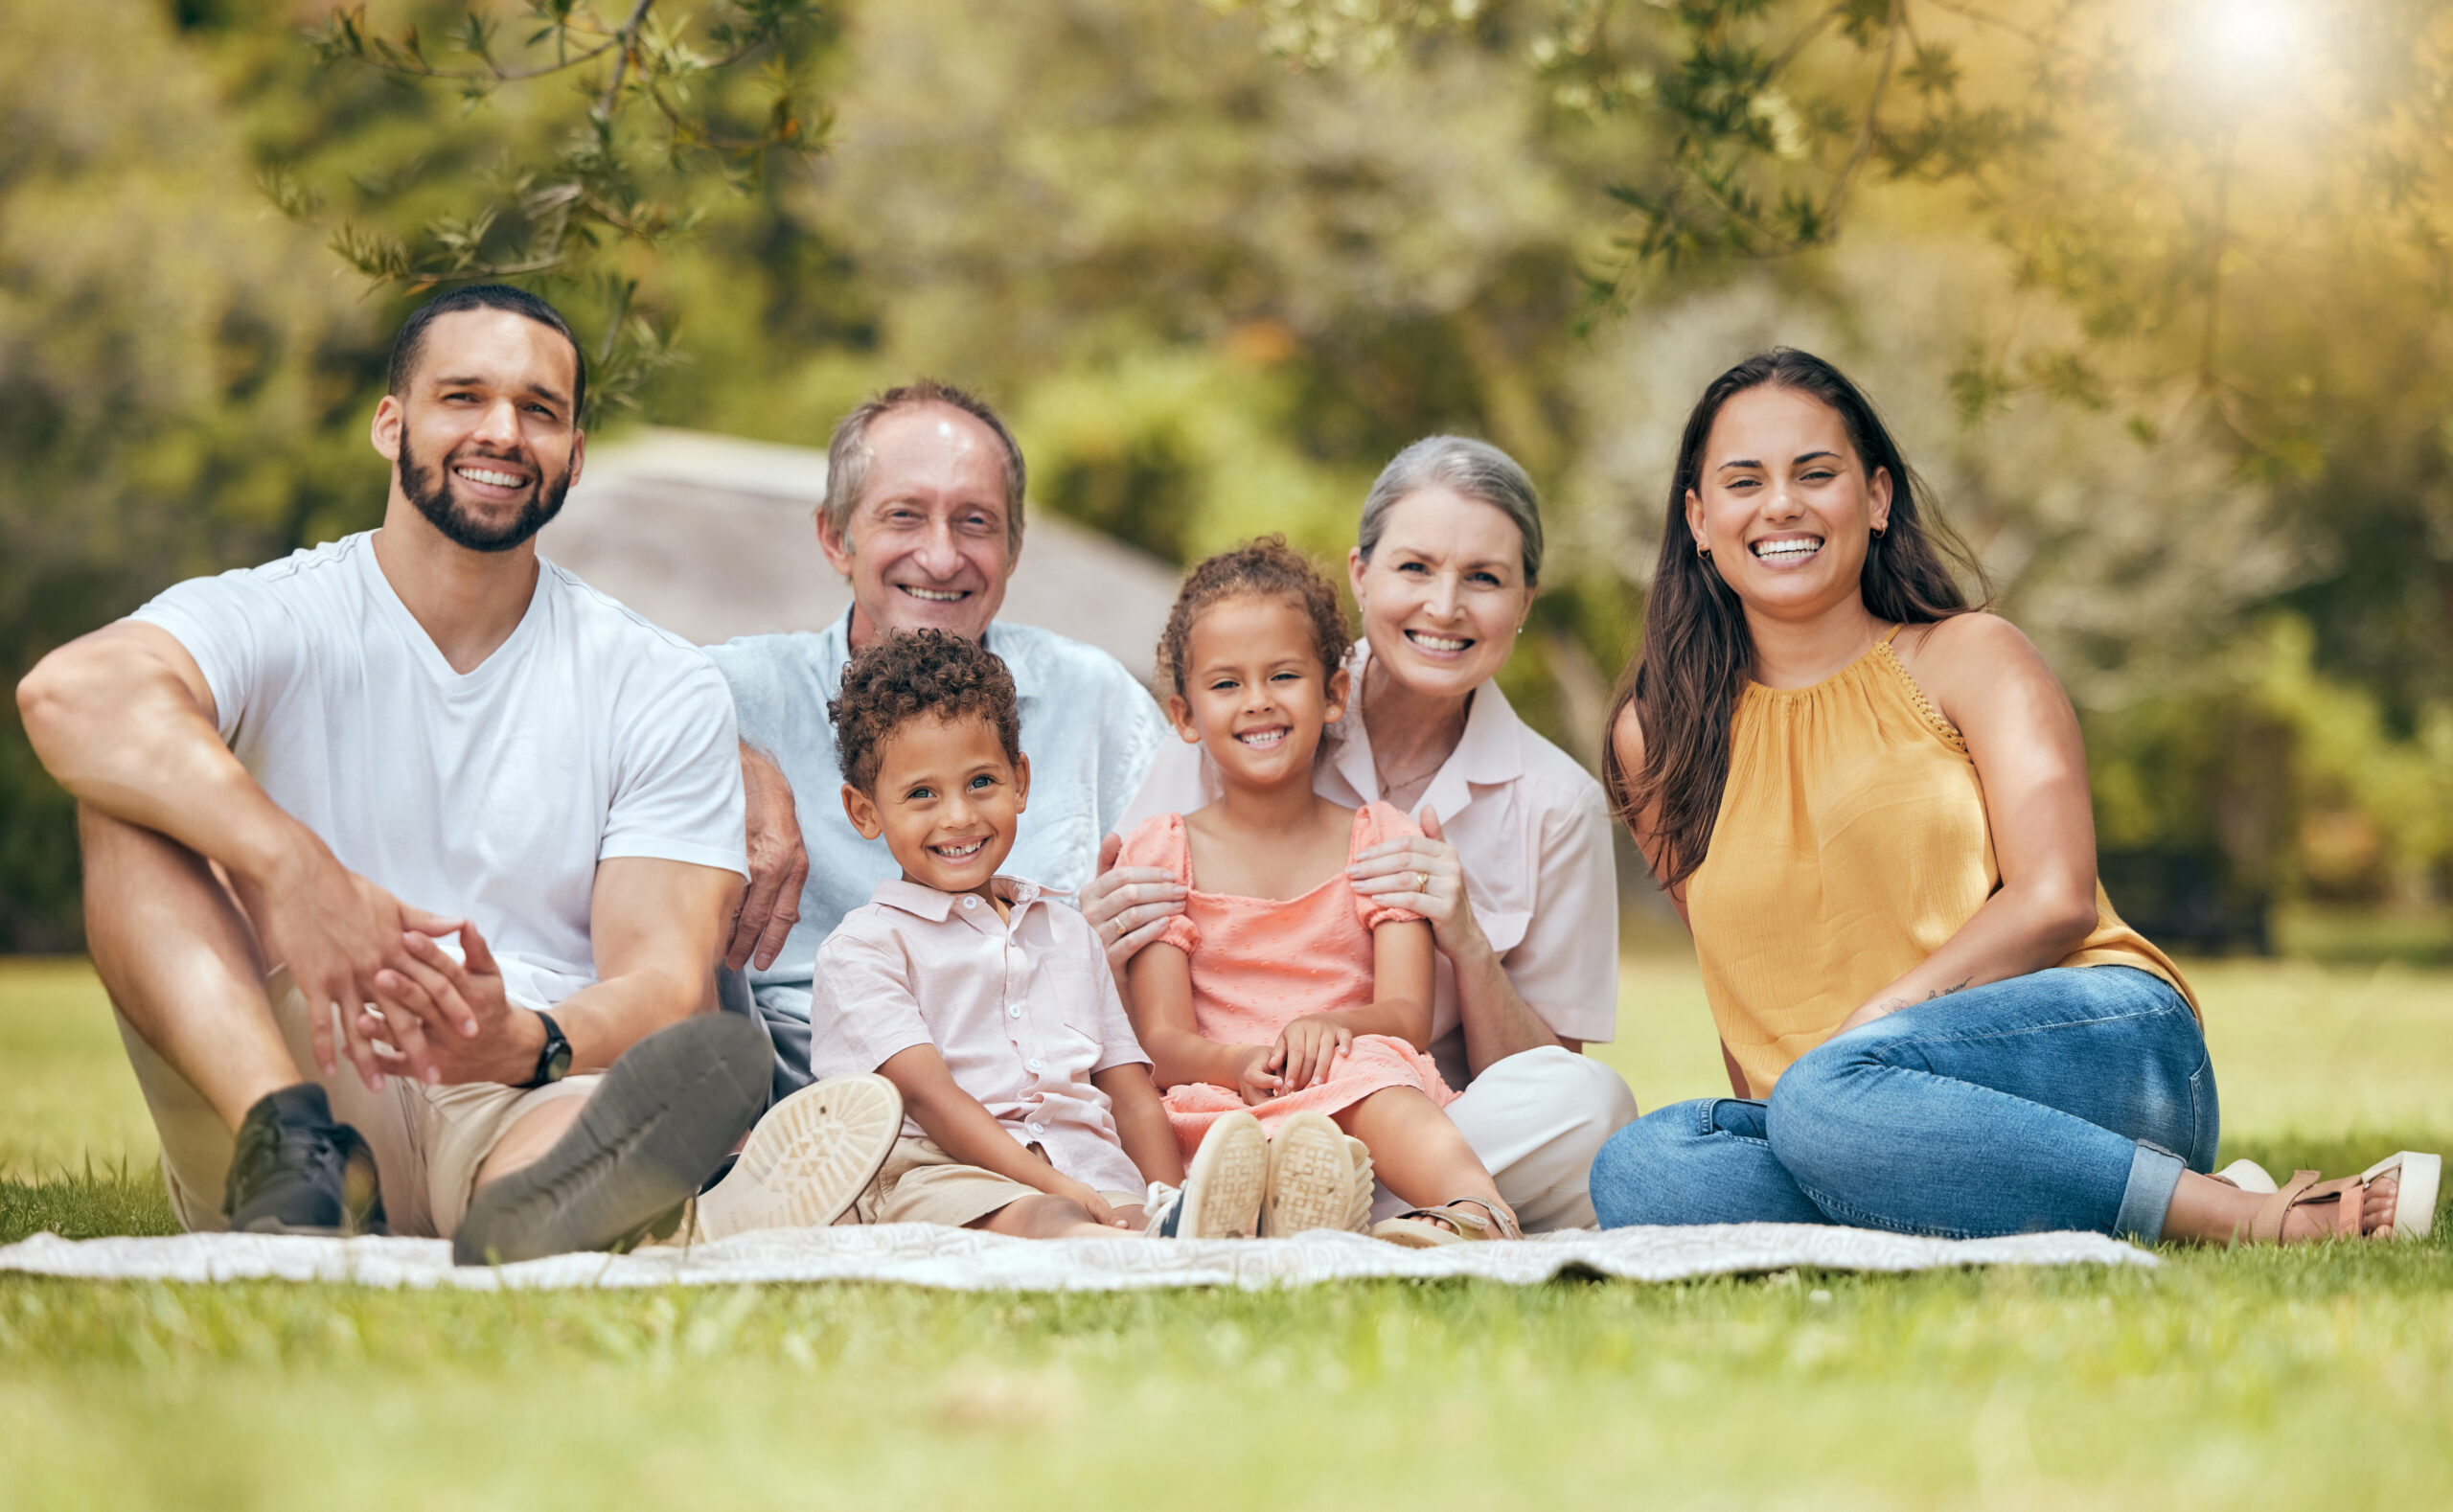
[0,1223,2152,1291]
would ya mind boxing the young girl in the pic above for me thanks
[1120,540,1520,1244]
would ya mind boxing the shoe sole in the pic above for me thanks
[1341,1135,1375,1234]
[1261,1111,1352,1238]
[1176,1111,1268,1239]
[452,1015,770,1267]
[686,1073,906,1242]
[1368,1215,1470,1249]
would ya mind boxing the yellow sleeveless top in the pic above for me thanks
[1685,629,2196,1098]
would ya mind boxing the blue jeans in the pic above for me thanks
[1590,967,2216,1242]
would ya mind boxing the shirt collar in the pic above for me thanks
[1328,639,1525,820]
[819,608,1042,703]
[868,873,1044,927]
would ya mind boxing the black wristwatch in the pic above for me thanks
[520,1010,573,1089]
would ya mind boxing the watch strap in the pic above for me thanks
[521,1010,571,1089]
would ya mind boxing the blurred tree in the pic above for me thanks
[1235,0,2453,913]
[0,0,379,950]
[276,0,842,417]
[793,0,1641,750]
[7,0,2444,949]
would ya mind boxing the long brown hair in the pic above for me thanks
[1605,349,1988,886]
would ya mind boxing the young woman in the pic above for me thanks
[1590,348,2439,1246]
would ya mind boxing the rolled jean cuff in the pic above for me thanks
[2114,1141,2188,1243]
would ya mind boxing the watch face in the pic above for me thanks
[544,1041,574,1083]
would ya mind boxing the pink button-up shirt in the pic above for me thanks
[1122,640,1619,1088]
[808,875,1151,1195]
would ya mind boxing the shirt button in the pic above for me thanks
[1008,1004,1022,1019]
[960,896,978,909]
[1026,1058,1044,1071]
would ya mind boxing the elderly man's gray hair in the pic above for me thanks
[822,379,1028,558]
[1357,436,1545,586]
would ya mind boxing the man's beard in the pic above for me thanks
[398,433,572,553]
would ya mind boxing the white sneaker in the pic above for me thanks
[1147,1111,1268,1239]
[1260,1111,1356,1237]
[662,1072,903,1245]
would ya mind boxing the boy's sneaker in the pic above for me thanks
[658,1072,905,1245]
[1259,1111,1355,1237]
[452,1014,769,1267]
[224,1083,386,1236]
[1147,1111,1268,1238]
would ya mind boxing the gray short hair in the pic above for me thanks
[1357,436,1544,585]
[822,379,1027,558]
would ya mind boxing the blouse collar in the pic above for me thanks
[1325,639,1525,822]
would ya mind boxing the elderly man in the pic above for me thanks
[16,286,777,1263]
[712,381,1166,1091]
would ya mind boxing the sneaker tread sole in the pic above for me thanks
[452,1015,768,1267]
[691,1073,905,1241]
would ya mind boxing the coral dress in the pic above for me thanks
[1118,801,1458,1161]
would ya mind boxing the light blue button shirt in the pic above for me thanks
[707,613,1167,1024]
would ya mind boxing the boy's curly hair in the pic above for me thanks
[829,630,1022,795]
[1155,537,1351,696]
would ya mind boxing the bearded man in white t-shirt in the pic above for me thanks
[14,286,893,1264]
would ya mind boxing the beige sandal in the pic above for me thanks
[2249,1152,2441,1244]
[1369,1196,1522,1249]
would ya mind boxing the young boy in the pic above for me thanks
[808,630,1276,1239]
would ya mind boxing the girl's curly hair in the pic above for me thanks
[829,629,1022,794]
[1155,537,1351,696]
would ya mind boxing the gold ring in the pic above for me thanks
[1413,870,1431,893]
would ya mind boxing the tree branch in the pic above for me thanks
[596,0,658,124]
[1821,0,1905,227]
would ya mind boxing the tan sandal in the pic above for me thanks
[1369,1196,1522,1249]
[2249,1152,2441,1244]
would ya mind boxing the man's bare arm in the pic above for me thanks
[561,856,745,1069]
[17,621,468,1085]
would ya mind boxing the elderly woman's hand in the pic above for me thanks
[1344,809,1488,965]
[1079,832,1189,981]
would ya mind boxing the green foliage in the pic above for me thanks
[1238,0,2453,906]
[0,1,386,950]
[281,1,840,421]
[6,0,2451,947]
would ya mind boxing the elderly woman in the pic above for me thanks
[1082,437,1639,1230]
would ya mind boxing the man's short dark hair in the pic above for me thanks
[829,630,1023,796]
[387,284,587,421]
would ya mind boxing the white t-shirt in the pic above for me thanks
[132,532,746,1009]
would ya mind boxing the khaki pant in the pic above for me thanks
[120,968,598,1238]
[849,1135,1142,1229]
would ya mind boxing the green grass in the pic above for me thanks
[3,954,2449,1510]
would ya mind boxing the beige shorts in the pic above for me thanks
[849,1135,1141,1229]
[120,967,599,1238]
